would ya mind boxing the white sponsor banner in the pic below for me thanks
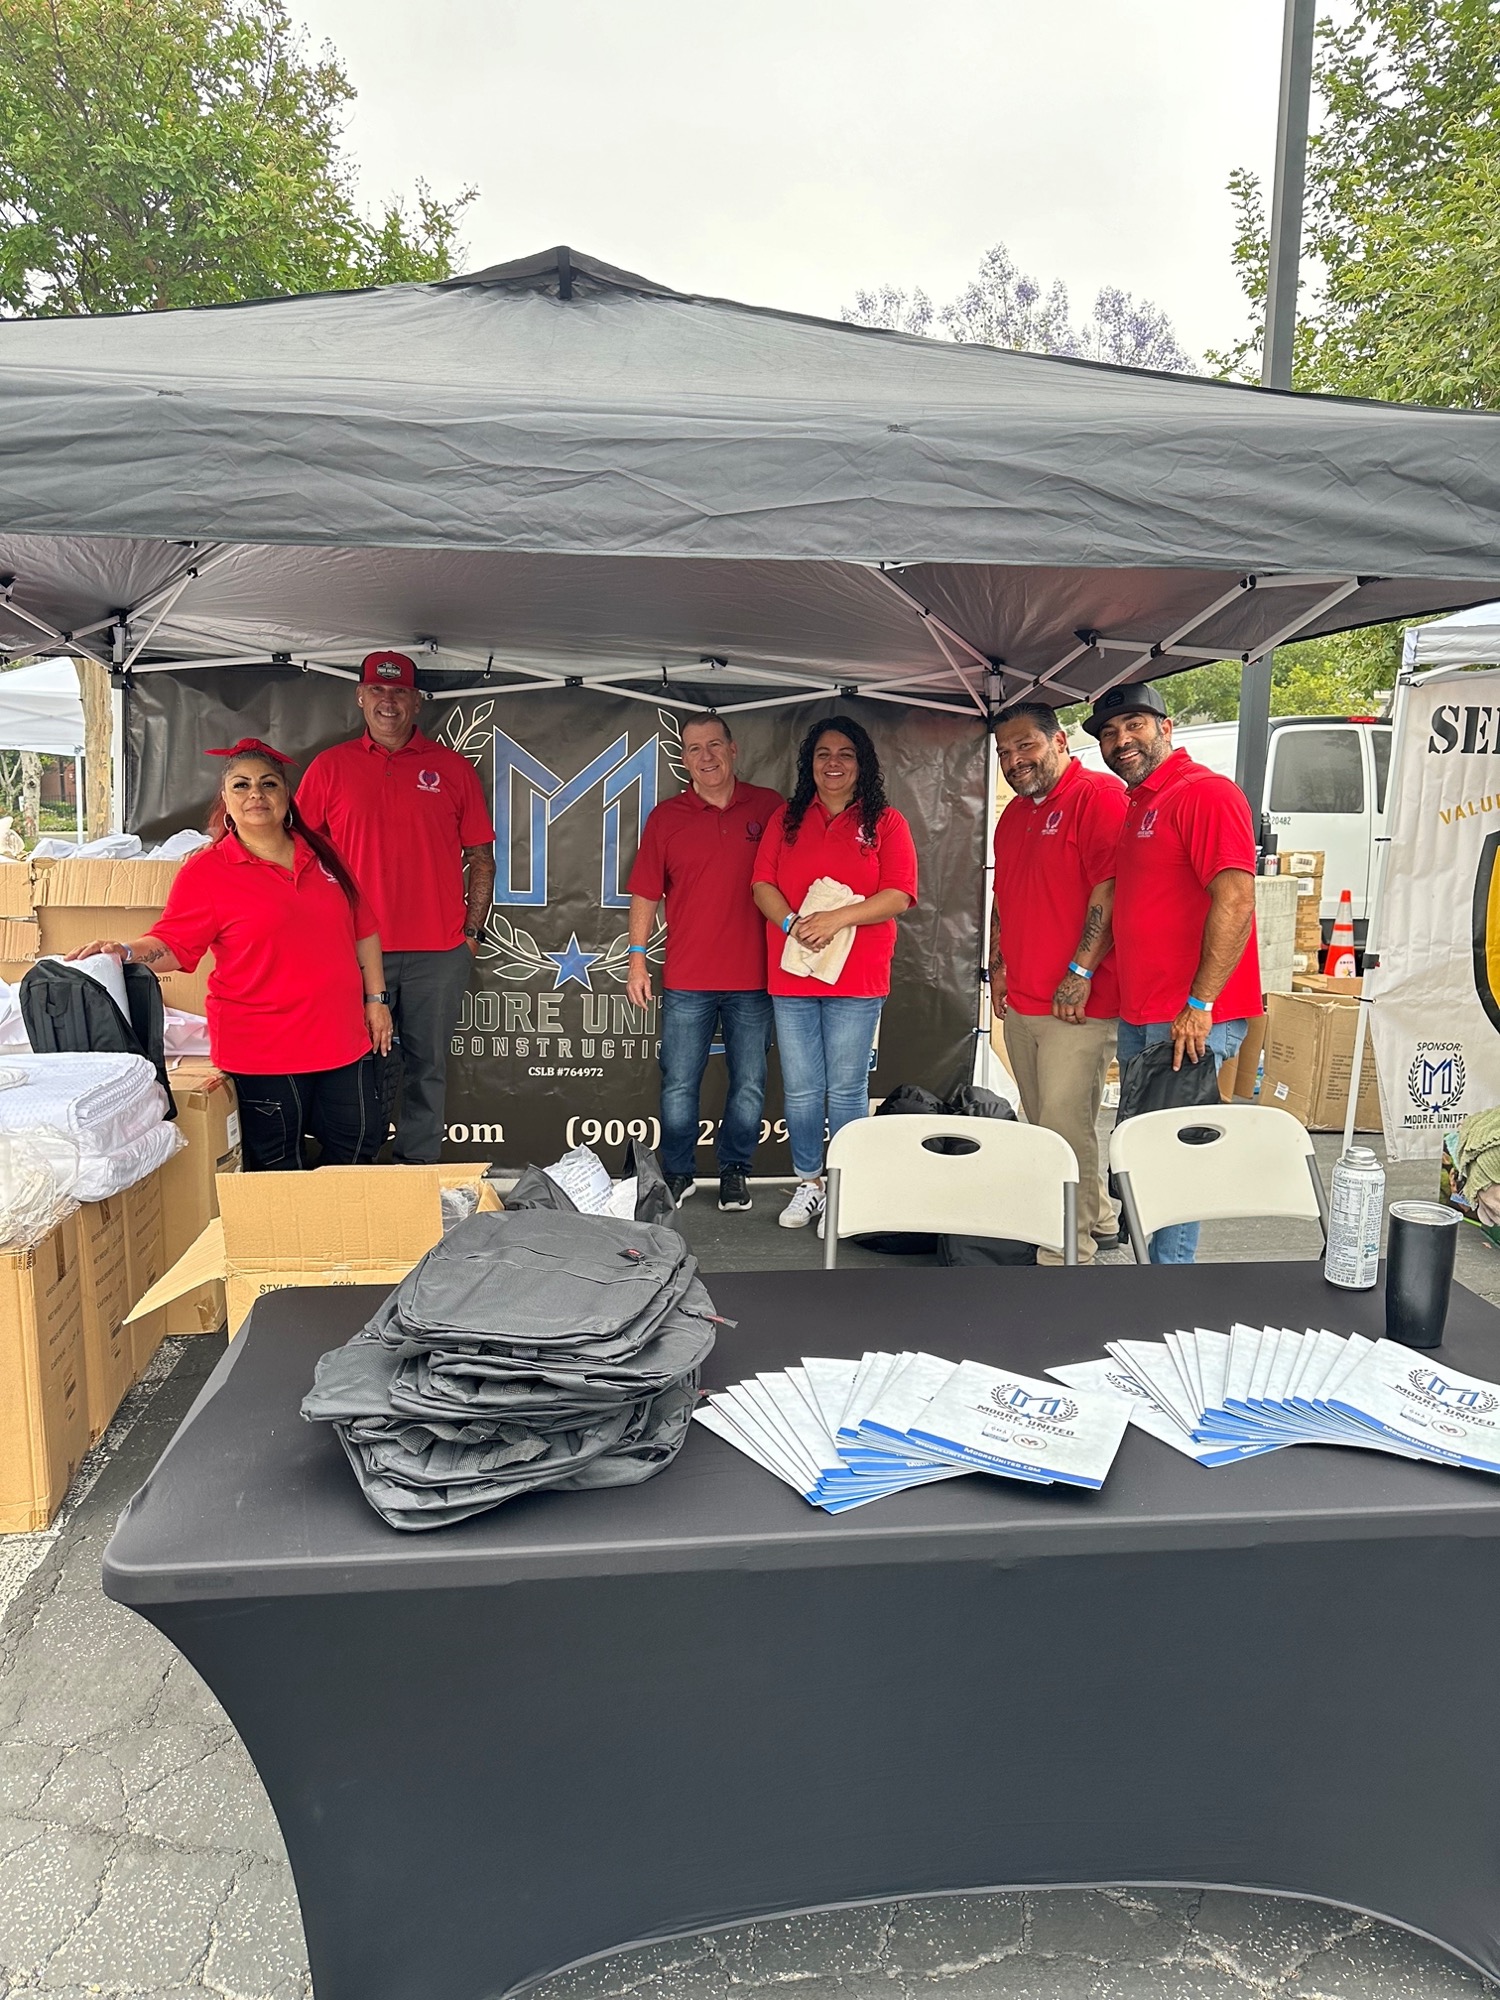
[1370,669,1500,1160]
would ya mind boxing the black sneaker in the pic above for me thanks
[718,1168,752,1212]
[666,1173,696,1205]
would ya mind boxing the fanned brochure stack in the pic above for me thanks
[1050,1325,1500,1475]
[694,1350,1131,1510]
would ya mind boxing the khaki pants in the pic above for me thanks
[1002,1011,1117,1265]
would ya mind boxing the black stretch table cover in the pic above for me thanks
[105,1264,1500,2000]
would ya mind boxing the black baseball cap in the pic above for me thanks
[1082,681,1170,739]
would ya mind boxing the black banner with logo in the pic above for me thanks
[126,671,985,1169]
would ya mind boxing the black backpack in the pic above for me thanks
[19,960,177,1117]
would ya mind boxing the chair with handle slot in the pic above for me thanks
[1107,1103,1328,1264]
[822,1115,1081,1269]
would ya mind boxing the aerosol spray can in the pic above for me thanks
[1323,1145,1386,1290]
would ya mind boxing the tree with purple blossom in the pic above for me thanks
[842,239,1195,372]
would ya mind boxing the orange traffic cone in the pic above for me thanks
[1325,890,1357,978]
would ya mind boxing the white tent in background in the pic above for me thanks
[1403,602,1500,670]
[0,659,86,840]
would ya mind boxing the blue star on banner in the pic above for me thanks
[546,933,601,991]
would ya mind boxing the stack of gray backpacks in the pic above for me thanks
[301,1208,719,1531]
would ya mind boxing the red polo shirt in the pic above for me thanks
[627,781,785,991]
[753,800,919,999]
[992,758,1127,1018]
[297,730,496,953]
[1112,748,1262,1026]
[150,835,377,1076]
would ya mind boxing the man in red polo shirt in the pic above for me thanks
[298,651,496,1163]
[1085,680,1261,1264]
[626,714,783,1213]
[990,702,1128,1264]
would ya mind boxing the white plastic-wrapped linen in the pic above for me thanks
[0,1127,81,1249]
[0,1053,168,1158]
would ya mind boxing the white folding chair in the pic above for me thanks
[1107,1103,1329,1263]
[823,1115,1081,1269]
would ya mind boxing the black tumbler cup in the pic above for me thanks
[1384,1201,1461,1350]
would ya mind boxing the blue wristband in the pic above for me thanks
[1067,961,1093,980]
[628,945,647,955]
[782,914,796,934]
[1186,995,1212,1012]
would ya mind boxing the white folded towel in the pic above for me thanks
[780,877,861,985]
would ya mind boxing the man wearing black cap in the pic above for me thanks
[298,652,497,1162]
[1085,682,1261,1263]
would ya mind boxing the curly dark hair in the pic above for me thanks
[782,715,888,847]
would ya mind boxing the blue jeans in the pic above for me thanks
[772,995,884,1179]
[1116,1017,1249,1264]
[658,989,773,1176]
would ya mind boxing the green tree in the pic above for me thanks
[1210,0,1500,407]
[0,0,475,315]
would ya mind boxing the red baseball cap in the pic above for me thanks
[360,650,417,688]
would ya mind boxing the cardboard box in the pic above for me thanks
[1278,849,1326,952]
[76,1194,134,1442]
[0,863,34,919]
[1261,989,1382,1133]
[1293,972,1363,998]
[30,856,211,1014]
[122,1171,169,1376]
[0,1214,87,1533]
[157,1062,241,1336]
[0,918,41,986]
[1222,1013,1268,1102]
[128,1164,503,1337]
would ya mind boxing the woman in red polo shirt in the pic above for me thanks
[753,716,917,1230]
[72,740,393,1172]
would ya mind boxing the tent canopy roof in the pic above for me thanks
[1,246,1497,716]
[0,659,85,755]
[1404,601,1500,670]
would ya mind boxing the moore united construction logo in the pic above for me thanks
[1407,1043,1466,1119]
[988,1384,1078,1423]
[1406,1370,1498,1417]
[492,726,659,910]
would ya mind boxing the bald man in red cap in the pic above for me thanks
[298,651,496,1162]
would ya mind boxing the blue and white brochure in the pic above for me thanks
[1329,1342,1500,1474]
[1047,1357,1279,1466]
[908,1359,1131,1490]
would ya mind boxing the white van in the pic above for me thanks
[1075,715,1391,940]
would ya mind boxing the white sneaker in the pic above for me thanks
[778,1181,825,1230]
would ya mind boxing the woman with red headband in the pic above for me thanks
[70,740,393,1171]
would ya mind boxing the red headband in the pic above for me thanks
[207,738,291,765]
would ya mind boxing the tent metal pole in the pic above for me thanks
[73,753,84,843]
[68,543,234,644]
[1341,665,1414,1155]
[1237,0,1316,814]
[849,687,982,718]
[0,586,110,667]
[869,565,994,674]
[976,722,998,1084]
[1243,578,1364,664]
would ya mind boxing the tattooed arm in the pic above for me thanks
[1052,879,1114,1025]
[462,844,496,954]
[67,935,182,974]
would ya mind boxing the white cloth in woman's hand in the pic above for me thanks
[780,877,860,985]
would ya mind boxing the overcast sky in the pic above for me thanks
[295,0,1309,364]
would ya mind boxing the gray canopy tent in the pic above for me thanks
[1,244,1497,1163]
[0,244,1496,727]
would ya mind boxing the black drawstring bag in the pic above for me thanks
[1109,1040,1223,1200]
[19,959,177,1116]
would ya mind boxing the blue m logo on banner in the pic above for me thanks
[493,730,659,908]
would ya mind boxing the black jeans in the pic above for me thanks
[228,1056,383,1171]
[383,945,474,1164]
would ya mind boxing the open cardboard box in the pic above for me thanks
[126,1165,501,1336]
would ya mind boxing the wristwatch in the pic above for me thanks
[364,990,390,1005]
[463,925,481,941]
